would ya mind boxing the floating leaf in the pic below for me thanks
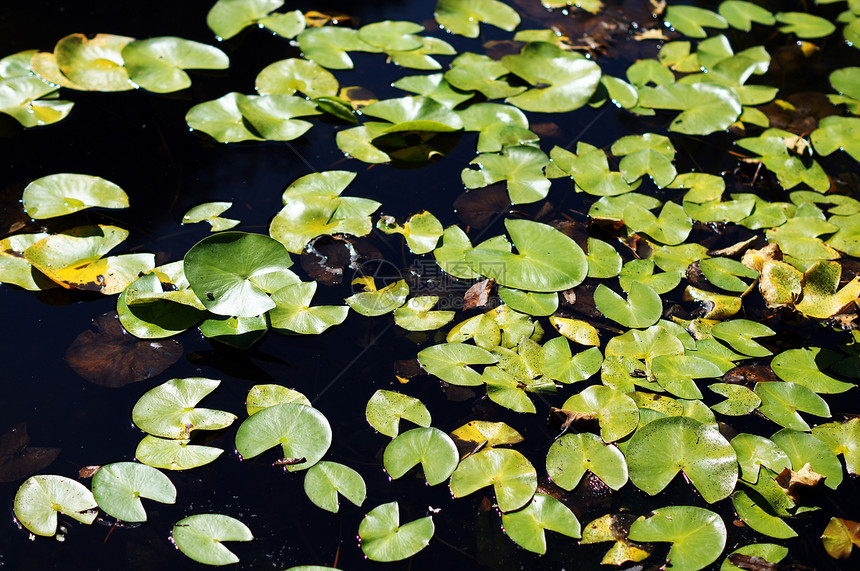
[501,493,581,554]
[822,517,860,560]
[638,83,742,135]
[770,428,843,489]
[255,58,338,99]
[731,433,790,484]
[546,433,628,491]
[132,377,236,439]
[268,281,348,335]
[358,501,434,562]
[628,506,727,571]
[22,174,128,219]
[182,201,239,232]
[246,384,309,415]
[377,211,443,254]
[498,287,558,316]
[346,279,409,317]
[54,33,135,91]
[664,6,729,38]
[795,261,860,319]
[235,403,331,470]
[561,385,639,442]
[388,37,457,71]
[304,461,366,513]
[384,427,459,485]
[811,418,860,474]
[207,0,285,40]
[91,462,176,522]
[626,416,737,503]
[711,319,774,357]
[358,21,424,52]
[0,75,73,127]
[581,514,651,565]
[394,296,455,331]
[594,282,662,329]
[540,338,602,385]
[417,343,497,387]
[709,383,761,416]
[445,52,525,99]
[699,257,759,293]
[135,436,223,471]
[298,27,368,70]
[718,1,776,32]
[611,133,677,188]
[755,381,831,431]
[365,390,431,439]
[13,475,97,537]
[652,354,723,399]
[771,348,853,394]
[552,144,638,196]
[122,37,228,93]
[434,0,520,38]
[362,96,463,133]
[461,146,550,205]
[450,447,537,512]
[172,513,253,566]
[623,200,692,245]
[731,487,797,539]
[775,12,836,39]
[450,421,523,453]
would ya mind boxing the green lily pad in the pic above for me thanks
[664,6,729,38]
[821,517,860,561]
[366,390,431,438]
[384,427,459,485]
[611,133,677,188]
[377,211,443,254]
[184,92,260,142]
[605,325,684,364]
[772,348,853,394]
[336,124,391,164]
[199,315,267,349]
[812,418,860,474]
[394,296,455,331]
[362,96,463,133]
[444,52,525,99]
[346,279,409,316]
[561,385,639,442]
[731,487,797,538]
[812,115,860,164]
[358,21,424,52]
[552,144,638,196]
[0,233,55,291]
[303,461,366,513]
[719,1,776,32]
[540,338,602,384]
[255,58,338,99]
[498,287,558,316]
[358,501,434,562]
[235,94,320,141]
[456,102,535,153]
[449,447,537,512]
[699,257,759,293]
[651,354,723,399]
[618,260,682,295]
[623,200,692,245]
[122,37,228,93]
[638,83,742,135]
[594,282,662,329]
[268,282,348,335]
[297,27,370,70]
[546,433,628,490]
[770,428,843,489]
[755,381,831,431]
[628,506,726,571]
[0,75,73,127]
[132,378,236,439]
[502,42,601,113]
[731,433,791,484]
[246,384,309,415]
[482,366,536,414]
[184,231,293,317]
[417,342,497,387]
[22,174,128,219]
[501,493,581,555]
[206,0,286,39]
[826,214,860,257]
[388,37,458,71]
[14,475,98,537]
[450,420,523,451]
[775,11,836,38]
[135,435,224,471]
[737,129,829,192]
[709,383,762,416]
[394,74,472,108]
[235,403,331,470]
[465,219,587,292]
[172,513,253,566]
[461,146,550,205]
[91,462,176,522]
[54,33,135,91]
[585,238,623,279]
[434,0,520,38]
[711,319,774,357]
[626,416,737,503]
[182,201,239,232]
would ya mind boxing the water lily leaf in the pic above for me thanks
[358,501,434,562]
[434,0,520,38]
[628,506,726,571]
[199,315,267,349]
[719,1,776,32]
[236,94,320,141]
[450,421,523,454]
[709,383,761,416]
[561,385,639,442]
[772,348,853,394]
[731,488,797,539]
[449,447,537,512]
[268,282,348,335]
[594,282,662,329]
[465,219,587,292]
[711,319,774,357]
[206,0,285,39]
[418,342,497,387]
[812,116,860,163]
[246,384,309,415]
[298,27,369,70]
[122,37,228,93]
[388,37,458,70]
[638,83,742,135]
[384,427,459,485]
[585,238,622,279]
[394,296,455,331]
[821,517,860,560]
[182,201,239,232]
[501,493,581,554]
[366,390,431,438]
[618,259,682,295]
[626,416,737,502]
[551,144,638,196]
[0,49,37,78]
[664,6,729,38]
[811,418,860,474]
[605,325,684,365]
[796,261,860,318]
[132,377,236,439]
[358,21,424,52]
[185,92,261,143]
[581,514,651,565]
[775,12,836,39]
[91,462,175,522]
[651,355,722,399]
[480,366,534,413]
[22,173,128,219]
[235,403,331,469]
[699,257,759,293]
[826,214,860,257]
[255,58,338,101]
[346,279,409,316]
[304,461,366,513]
[172,513,253,566]
[758,260,802,308]
[257,10,305,38]
[336,124,391,164]
[362,96,463,133]
[456,102,535,152]
[611,133,676,187]
[497,287,557,316]
[377,211,443,254]
[502,42,601,113]
[546,433,628,491]
[445,52,525,99]
[770,428,843,489]
[731,433,791,484]
[393,74,472,108]
[624,201,692,245]
[755,382,831,431]
[540,338,602,384]
[13,475,97,537]
[135,435,223,471]
[549,317,599,346]
[461,146,550,205]
[0,75,73,127]
[737,129,829,192]
[54,33,135,91]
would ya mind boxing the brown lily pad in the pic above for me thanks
[463,279,494,310]
[0,423,60,483]
[301,233,382,286]
[775,462,825,504]
[453,184,510,229]
[65,312,182,387]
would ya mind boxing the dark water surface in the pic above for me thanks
[1,1,857,570]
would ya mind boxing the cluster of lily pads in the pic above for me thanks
[4,0,860,568]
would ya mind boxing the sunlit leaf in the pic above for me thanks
[54,33,135,91]
[770,428,843,489]
[546,433,628,490]
[709,383,761,416]
[304,461,366,512]
[206,0,284,39]
[132,377,236,439]
[123,37,228,93]
[235,403,331,470]
[377,211,443,254]
[434,0,520,38]
[821,517,860,560]
[638,83,742,135]
[449,447,537,512]
[731,433,791,484]
[358,501,434,562]
[501,493,581,554]
[628,506,726,571]
[13,475,97,537]
[366,390,431,438]
[394,296,455,331]
[172,513,253,566]
[384,427,459,485]
[718,1,776,32]
[91,462,175,522]
[461,146,550,205]
[255,58,338,99]
[775,11,836,39]
[246,384,309,415]
[135,435,223,471]
[812,418,860,475]
[664,6,729,38]
[594,282,662,329]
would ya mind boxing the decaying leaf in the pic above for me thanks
[463,279,494,310]
[822,517,860,560]
[0,424,60,483]
[775,462,825,503]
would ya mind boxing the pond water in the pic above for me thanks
[1,0,859,569]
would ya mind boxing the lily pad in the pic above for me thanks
[434,0,520,38]
[664,6,729,38]
[628,505,726,571]
[540,338,602,384]
[358,21,424,52]
[755,381,831,431]
[122,37,229,93]
[358,501,434,562]
[731,433,791,484]
[770,428,843,489]
[719,1,776,32]
[821,517,860,560]
[268,282,348,335]
[450,421,523,453]
[376,211,443,254]
[172,513,253,566]
[207,0,288,40]
[560,385,639,442]
[14,475,98,537]
[135,436,224,471]
[22,174,128,219]
[303,461,366,513]
[246,384,310,415]
[709,383,761,416]
[235,403,331,470]
[445,53,525,99]
[449,447,537,512]
[593,282,662,329]
[775,11,836,38]
[298,27,369,70]
[383,427,459,485]
[132,377,237,439]
[394,296,455,331]
[346,279,409,317]
[362,96,463,134]
[711,319,774,357]
[54,33,135,91]
[461,146,550,205]
[365,390,431,438]
[638,83,742,135]
[417,343,497,387]
[501,493,581,554]
[0,75,73,127]
[255,58,338,99]
[498,287,558,316]
[771,348,853,394]
[811,418,860,474]
[546,433,628,490]
[795,261,860,319]
[91,462,176,522]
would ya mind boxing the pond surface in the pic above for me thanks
[1,0,859,569]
